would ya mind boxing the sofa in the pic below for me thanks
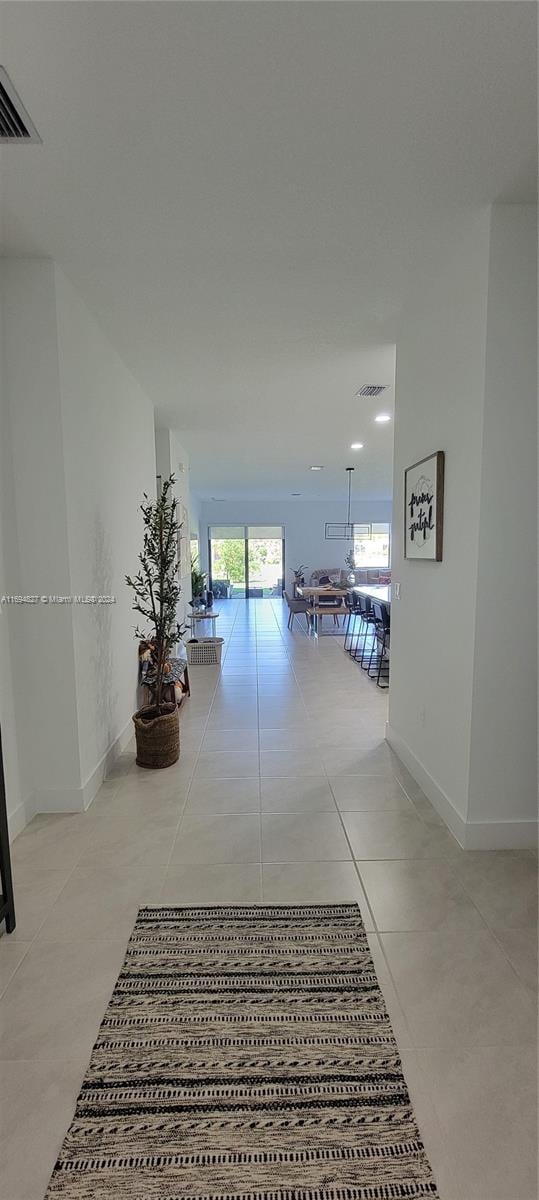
[308,568,345,586]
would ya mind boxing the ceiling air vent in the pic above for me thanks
[356,384,389,398]
[0,67,41,143]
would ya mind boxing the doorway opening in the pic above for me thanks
[209,525,284,599]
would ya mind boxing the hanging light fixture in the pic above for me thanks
[325,467,359,541]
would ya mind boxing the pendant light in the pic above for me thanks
[325,467,356,541]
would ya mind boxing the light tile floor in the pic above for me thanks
[1,599,537,1200]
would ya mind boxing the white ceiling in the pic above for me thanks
[0,2,536,500]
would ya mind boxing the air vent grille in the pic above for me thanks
[356,384,388,398]
[0,67,40,143]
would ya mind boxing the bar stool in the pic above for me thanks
[351,594,377,667]
[368,600,390,687]
[344,593,362,652]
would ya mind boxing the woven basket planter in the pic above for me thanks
[133,703,179,769]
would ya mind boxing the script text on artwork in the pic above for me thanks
[408,484,434,542]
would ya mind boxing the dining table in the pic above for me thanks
[296,584,391,637]
[296,585,348,636]
[296,586,348,601]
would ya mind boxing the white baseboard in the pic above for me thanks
[385,723,538,851]
[30,785,87,815]
[31,716,134,818]
[80,716,134,811]
[385,723,467,846]
[7,795,34,842]
[462,819,538,851]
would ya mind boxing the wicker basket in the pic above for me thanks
[133,703,179,769]
[186,637,224,666]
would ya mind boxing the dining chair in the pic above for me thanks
[284,590,310,632]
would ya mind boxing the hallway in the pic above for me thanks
[0,600,537,1200]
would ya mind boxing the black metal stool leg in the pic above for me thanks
[361,619,375,668]
[376,631,386,685]
[352,615,367,661]
[350,616,362,659]
[0,727,16,934]
[367,624,381,676]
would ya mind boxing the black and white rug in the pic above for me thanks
[45,904,438,1199]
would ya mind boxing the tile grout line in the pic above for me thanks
[0,853,83,997]
[266,599,388,934]
[267,597,416,1037]
[164,600,243,883]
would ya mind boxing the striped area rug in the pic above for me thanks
[45,904,438,1200]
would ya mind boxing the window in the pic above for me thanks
[353,522,391,567]
[208,525,284,598]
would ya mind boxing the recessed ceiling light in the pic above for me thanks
[350,442,364,450]
[375,413,391,423]
[310,465,324,471]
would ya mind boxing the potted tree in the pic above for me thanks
[345,549,356,586]
[126,475,184,768]
[291,564,305,598]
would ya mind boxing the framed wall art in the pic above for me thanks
[178,503,190,578]
[404,451,445,561]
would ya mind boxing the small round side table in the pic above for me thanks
[190,610,220,637]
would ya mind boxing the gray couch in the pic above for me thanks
[309,568,391,586]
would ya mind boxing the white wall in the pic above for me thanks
[387,205,537,848]
[55,269,156,794]
[198,498,393,585]
[0,259,156,831]
[0,286,28,836]
[0,524,26,835]
[387,210,490,831]
[155,426,193,627]
[467,206,537,837]
[189,492,201,553]
[1,260,82,822]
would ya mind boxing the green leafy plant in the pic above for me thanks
[292,564,305,580]
[126,475,185,714]
[210,539,244,584]
[345,549,356,570]
[191,554,207,598]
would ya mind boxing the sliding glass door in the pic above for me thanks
[246,527,284,598]
[209,526,284,599]
[208,527,246,598]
